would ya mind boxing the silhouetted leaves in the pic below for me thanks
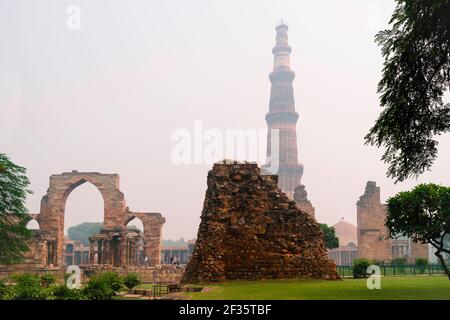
[365,0,450,182]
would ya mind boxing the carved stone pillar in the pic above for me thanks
[97,241,103,265]
[109,240,115,265]
[89,240,95,264]
[143,214,165,267]
[119,238,126,266]
[103,240,110,265]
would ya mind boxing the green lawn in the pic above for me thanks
[184,276,450,300]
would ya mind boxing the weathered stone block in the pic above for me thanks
[182,162,339,283]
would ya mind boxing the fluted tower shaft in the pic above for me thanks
[265,22,303,197]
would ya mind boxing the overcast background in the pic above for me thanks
[1,0,449,239]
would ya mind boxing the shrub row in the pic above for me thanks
[0,272,141,300]
[352,257,430,278]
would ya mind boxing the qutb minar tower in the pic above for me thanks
[265,21,303,196]
[264,21,315,218]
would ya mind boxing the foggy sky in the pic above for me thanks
[1,0,449,239]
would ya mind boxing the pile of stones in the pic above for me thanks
[181,161,339,283]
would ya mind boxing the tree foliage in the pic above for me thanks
[365,0,450,182]
[67,222,103,245]
[0,153,32,265]
[319,223,340,249]
[386,183,450,279]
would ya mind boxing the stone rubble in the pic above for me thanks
[182,162,339,283]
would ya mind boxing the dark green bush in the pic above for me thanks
[40,274,57,288]
[0,279,13,300]
[123,273,141,289]
[391,257,407,273]
[415,257,429,274]
[82,276,114,300]
[391,257,407,266]
[52,284,85,300]
[98,272,123,293]
[11,273,52,300]
[352,258,371,278]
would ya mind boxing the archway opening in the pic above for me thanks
[126,216,144,232]
[64,181,104,266]
[125,217,145,265]
[26,219,40,230]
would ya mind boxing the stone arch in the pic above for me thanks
[26,218,40,230]
[62,179,105,232]
[37,171,127,267]
[124,216,145,264]
[123,211,165,266]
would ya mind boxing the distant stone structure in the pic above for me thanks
[63,237,90,266]
[357,181,428,263]
[328,218,358,266]
[293,185,315,219]
[333,217,357,247]
[1,171,165,278]
[181,162,339,283]
[328,243,358,266]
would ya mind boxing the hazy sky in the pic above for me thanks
[1,0,449,239]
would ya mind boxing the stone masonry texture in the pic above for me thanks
[181,162,339,283]
[357,181,428,262]
[263,22,303,198]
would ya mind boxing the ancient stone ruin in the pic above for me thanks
[293,184,315,219]
[0,171,165,278]
[357,181,428,263]
[181,162,339,283]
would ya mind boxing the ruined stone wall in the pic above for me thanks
[411,243,429,262]
[357,182,392,262]
[0,230,63,280]
[19,171,165,269]
[80,265,185,284]
[124,211,165,266]
[0,268,64,281]
[182,162,339,283]
[357,181,429,263]
[0,230,55,271]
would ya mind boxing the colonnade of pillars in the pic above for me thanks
[89,237,142,266]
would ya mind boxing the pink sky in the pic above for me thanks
[1,0,449,239]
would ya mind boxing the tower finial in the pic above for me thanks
[276,18,288,28]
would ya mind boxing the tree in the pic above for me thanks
[67,222,103,246]
[365,0,450,182]
[0,154,32,265]
[385,184,450,280]
[319,223,339,249]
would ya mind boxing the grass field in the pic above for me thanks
[182,276,450,300]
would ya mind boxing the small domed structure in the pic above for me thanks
[333,217,357,247]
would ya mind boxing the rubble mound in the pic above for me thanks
[181,162,339,283]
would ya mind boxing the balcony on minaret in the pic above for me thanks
[273,53,291,70]
[273,23,292,71]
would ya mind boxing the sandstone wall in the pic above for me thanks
[182,162,339,283]
[357,181,429,263]
[357,181,392,261]
[80,265,185,284]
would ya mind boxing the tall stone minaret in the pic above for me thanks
[264,21,303,198]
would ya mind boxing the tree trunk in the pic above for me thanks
[435,251,450,281]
